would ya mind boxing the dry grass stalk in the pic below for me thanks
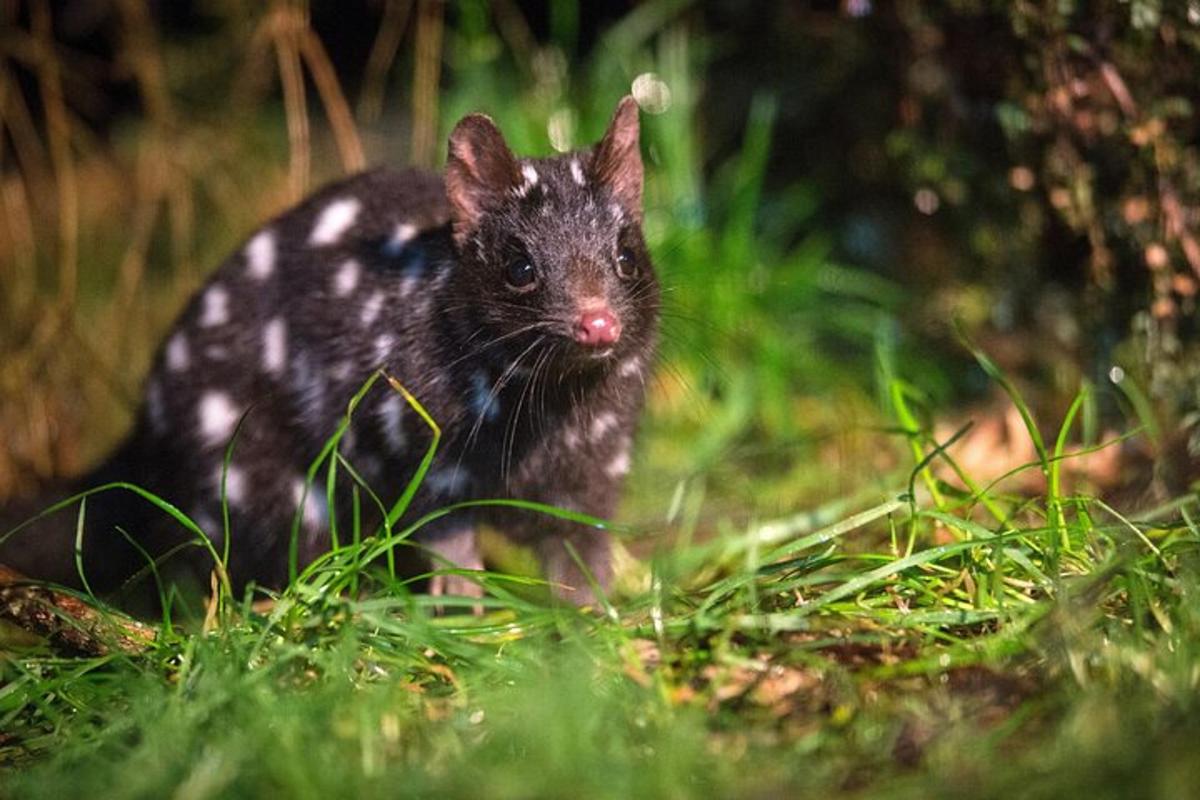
[0,564,157,656]
[116,0,198,301]
[0,172,38,316]
[359,0,414,124]
[0,64,54,201]
[297,27,366,172]
[272,2,312,200]
[491,0,537,78]
[31,0,79,317]
[411,0,444,168]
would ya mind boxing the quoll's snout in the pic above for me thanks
[574,307,622,347]
[574,306,622,347]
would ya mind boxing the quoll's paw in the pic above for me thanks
[541,531,615,609]
[428,570,485,599]
[428,570,485,615]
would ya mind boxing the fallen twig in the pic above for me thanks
[0,563,156,656]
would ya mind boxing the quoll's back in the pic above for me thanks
[5,97,659,606]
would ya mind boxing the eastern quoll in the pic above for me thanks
[2,96,659,606]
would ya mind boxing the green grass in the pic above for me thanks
[3,364,1200,798]
[2,476,1199,800]
[4,3,1200,797]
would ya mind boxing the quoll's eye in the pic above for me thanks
[616,247,638,279]
[506,258,537,290]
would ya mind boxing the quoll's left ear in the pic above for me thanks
[446,112,522,246]
[590,96,643,221]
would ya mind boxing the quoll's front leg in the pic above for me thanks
[422,523,485,604]
[475,496,617,607]
[501,420,633,607]
[537,527,615,607]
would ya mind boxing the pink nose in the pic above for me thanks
[575,307,622,347]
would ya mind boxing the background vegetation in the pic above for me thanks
[2,1,1199,797]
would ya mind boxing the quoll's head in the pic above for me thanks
[444,96,659,372]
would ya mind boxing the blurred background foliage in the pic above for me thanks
[2,0,1199,516]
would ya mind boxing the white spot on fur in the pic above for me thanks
[360,291,385,326]
[385,222,417,255]
[399,274,421,298]
[590,411,618,442]
[291,478,327,529]
[374,333,395,366]
[570,158,585,186]
[218,464,245,505]
[432,265,451,290]
[245,230,276,280]
[199,284,230,327]
[166,332,190,372]
[198,391,239,447]
[513,164,540,197]
[308,493,327,530]
[192,510,219,540]
[425,467,469,496]
[606,449,631,478]
[146,379,166,433]
[292,353,327,430]
[379,394,406,453]
[618,356,643,378]
[309,197,361,245]
[609,203,625,224]
[331,361,354,383]
[262,317,287,375]
[333,258,361,296]
[470,370,499,421]
[564,428,582,450]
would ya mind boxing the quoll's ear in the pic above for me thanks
[446,113,521,245]
[590,96,643,220]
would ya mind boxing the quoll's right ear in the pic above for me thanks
[445,113,521,246]
[590,96,643,221]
